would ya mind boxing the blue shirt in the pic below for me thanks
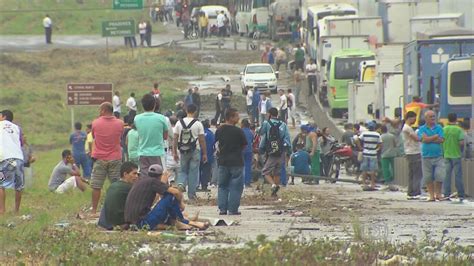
[203,128,215,164]
[268,52,275,65]
[259,118,292,154]
[291,150,311,174]
[252,90,261,107]
[417,124,444,158]
[69,131,86,155]
[242,127,254,154]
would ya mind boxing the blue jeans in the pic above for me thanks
[444,158,465,198]
[73,153,92,178]
[217,166,244,213]
[138,193,189,230]
[252,105,259,124]
[177,150,200,199]
[280,156,287,186]
[243,152,253,186]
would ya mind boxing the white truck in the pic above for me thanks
[378,0,440,43]
[439,0,474,29]
[268,0,300,41]
[348,81,377,123]
[317,16,384,49]
[410,13,464,40]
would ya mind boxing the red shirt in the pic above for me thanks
[91,116,124,161]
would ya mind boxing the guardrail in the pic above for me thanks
[162,37,265,51]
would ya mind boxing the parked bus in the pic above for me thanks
[234,0,270,36]
[327,49,375,117]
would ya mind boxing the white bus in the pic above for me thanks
[234,0,270,36]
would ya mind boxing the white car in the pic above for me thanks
[240,63,278,94]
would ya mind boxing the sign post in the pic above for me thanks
[113,0,143,10]
[67,83,113,131]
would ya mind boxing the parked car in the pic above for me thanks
[240,63,278,94]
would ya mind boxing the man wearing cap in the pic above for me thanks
[357,121,382,190]
[124,164,208,230]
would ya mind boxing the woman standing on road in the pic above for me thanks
[304,124,320,184]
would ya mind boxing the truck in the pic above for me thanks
[403,38,474,114]
[410,13,463,41]
[439,0,474,29]
[378,0,440,43]
[317,16,384,49]
[267,0,299,41]
[348,81,377,123]
[435,56,472,120]
[326,49,375,117]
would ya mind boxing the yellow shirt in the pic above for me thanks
[404,102,428,128]
[199,16,209,28]
[85,132,93,153]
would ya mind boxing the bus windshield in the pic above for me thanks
[335,56,374,80]
[450,70,471,97]
[253,0,268,8]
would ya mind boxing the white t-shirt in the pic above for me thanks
[139,22,147,34]
[260,99,268,114]
[246,89,253,106]
[113,95,121,113]
[402,124,421,155]
[288,93,295,109]
[280,95,288,110]
[217,92,223,101]
[126,97,137,111]
[174,117,205,150]
[306,63,318,76]
[217,13,226,27]
[43,17,52,28]
[0,121,24,161]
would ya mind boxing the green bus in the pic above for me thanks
[327,49,375,117]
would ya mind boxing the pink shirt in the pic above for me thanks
[91,116,123,161]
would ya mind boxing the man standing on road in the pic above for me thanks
[90,102,124,215]
[221,85,232,122]
[417,110,444,201]
[214,89,223,124]
[251,87,260,126]
[134,94,169,177]
[198,11,209,38]
[287,89,296,128]
[43,14,53,44]
[294,44,305,71]
[173,104,207,200]
[69,122,91,179]
[126,93,137,120]
[293,68,304,105]
[306,59,318,96]
[0,110,24,215]
[402,111,422,200]
[275,47,287,72]
[139,20,147,46]
[191,87,201,118]
[215,108,247,214]
[380,125,397,188]
[145,21,152,47]
[259,108,291,197]
[404,96,438,129]
[442,113,465,201]
[357,121,382,190]
[245,86,253,121]
[113,91,121,119]
[259,92,272,124]
[278,89,288,124]
[217,11,226,38]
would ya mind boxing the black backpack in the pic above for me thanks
[265,120,283,157]
[178,119,198,154]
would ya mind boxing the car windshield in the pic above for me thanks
[335,56,374,80]
[246,65,273,74]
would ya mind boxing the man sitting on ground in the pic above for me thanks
[48,150,88,194]
[124,164,209,230]
[98,162,139,230]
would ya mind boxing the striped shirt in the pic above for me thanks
[360,131,381,158]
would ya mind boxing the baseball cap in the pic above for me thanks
[367,121,377,130]
[148,164,164,178]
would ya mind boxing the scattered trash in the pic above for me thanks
[201,55,218,63]
[55,222,70,228]
[20,214,32,221]
[211,219,239,226]
[272,210,283,215]
[291,211,304,217]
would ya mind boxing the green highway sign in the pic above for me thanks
[113,0,143,10]
[102,20,136,37]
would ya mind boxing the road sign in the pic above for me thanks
[113,0,143,10]
[102,20,136,37]
[67,83,113,106]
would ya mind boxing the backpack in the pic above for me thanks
[287,95,293,108]
[265,120,283,157]
[178,119,198,154]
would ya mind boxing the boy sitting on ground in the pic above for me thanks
[48,150,88,194]
[98,162,139,230]
[289,144,311,185]
[124,164,209,230]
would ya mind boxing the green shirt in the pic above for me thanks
[443,124,464,159]
[295,48,304,62]
[104,180,133,226]
[127,129,139,160]
[134,112,168,156]
[381,133,398,158]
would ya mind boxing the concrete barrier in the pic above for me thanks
[307,92,344,140]
[394,157,474,196]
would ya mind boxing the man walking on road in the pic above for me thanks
[259,108,291,197]
[217,11,226,38]
[90,103,124,215]
[0,110,24,215]
[417,110,445,201]
[43,14,53,44]
[402,111,422,199]
[134,94,169,177]
[215,108,247,215]
[443,113,465,201]
[278,89,288,124]
[306,59,318,96]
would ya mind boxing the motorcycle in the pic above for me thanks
[327,142,354,181]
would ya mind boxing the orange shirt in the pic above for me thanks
[404,102,428,127]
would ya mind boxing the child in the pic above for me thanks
[290,144,311,185]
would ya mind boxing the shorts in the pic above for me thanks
[139,156,165,178]
[91,159,121,189]
[262,154,285,176]
[0,159,24,191]
[360,157,378,172]
[54,176,78,194]
[422,157,445,185]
